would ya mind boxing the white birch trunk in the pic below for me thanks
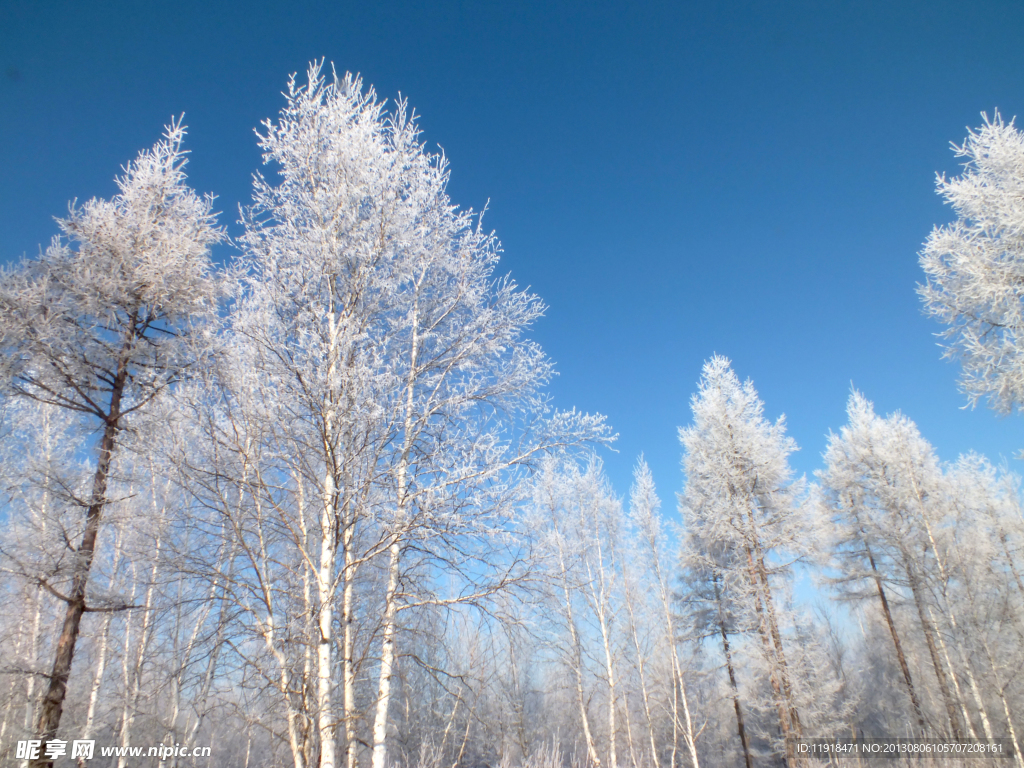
[597,597,618,768]
[929,604,977,739]
[586,542,618,768]
[318,475,339,768]
[22,427,51,740]
[118,533,161,768]
[183,479,244,757]
[555,533,601,767]
[342,522,358,768]
[370,536,401,768]
[648,534,699,768]
[317,305,341,768]
[253,490,306,768]
[371,284,422,768]
[80,613,113,751]
[914,471,995,739]
[262,611,307,768]
[981,637,1024,768]
[622,584,659,768]
[23,586,43,736]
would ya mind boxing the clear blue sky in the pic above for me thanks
[3,0,1023,501]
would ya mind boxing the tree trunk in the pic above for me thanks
[30,420,121,768]
[371,288,421,768]
[865,544,926,734]
[370,536,401,768]
[266,611,307,768]
[743,540,796,766]
[714,576,752,768]
[30,330,132,768]
[254,490,307,768]
[184,535,237,749]
[118,533,162,768]
[981,637,1024,768]
[923,512,997,743]
[317,305,342,768]
[927,604,978,740]
[587,549,618,768]
[646,526,699,768]
[622,573,660,768]
[747,516,802,744]
[906,564,963,740]
[341,521,358,768]
[79,612,113,767]
[554,532,602,768]
[23,585,43,737]
[317,469,339,768]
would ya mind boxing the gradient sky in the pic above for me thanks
[3,0,1024,503]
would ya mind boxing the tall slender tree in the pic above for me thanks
[678,356,806,766]
[0,120,224,764]
[819,390,967,740]
[629,458,701,768]
[231,62,608,768]
[818,393,928,736]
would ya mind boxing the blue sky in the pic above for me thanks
[3,0,1024,501]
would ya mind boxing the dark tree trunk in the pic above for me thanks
[865,543,927,735]
[30,349,129,768]
[907,561,964,741]
[715,575,753,768]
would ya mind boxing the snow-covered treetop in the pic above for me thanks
[628,455,662,543]
[679,355,806,559]
[0,119,225,419]
[233,62,609,477]
[819,390,947,558]
[680,356,799,508]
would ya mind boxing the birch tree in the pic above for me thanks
[628,458,701,768]
[232,62,608,768]
[530,456,613,768]
[0,120,224,761]
[232,63,420,768]
[0,399,84,757]
[943,456,1024,764]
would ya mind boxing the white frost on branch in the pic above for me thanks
[920,111,1024,414]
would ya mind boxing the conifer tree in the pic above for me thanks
[0,120,224,764]
[679,356,806,766]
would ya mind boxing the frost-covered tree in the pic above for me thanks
[0,399,85,759]
[627,458,701,768]
[528,454,704,768]
[820,391,1024,760]
[0,120,224,758]
[818,392,929,736]
[231,64,406,768]
[819,391,982,741]
[943,455,1024,763]
[678,356,809,766]
[227,62,607,768]
[920,112,1024,414]
[679,529,753,768]
[530,459,612,767]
